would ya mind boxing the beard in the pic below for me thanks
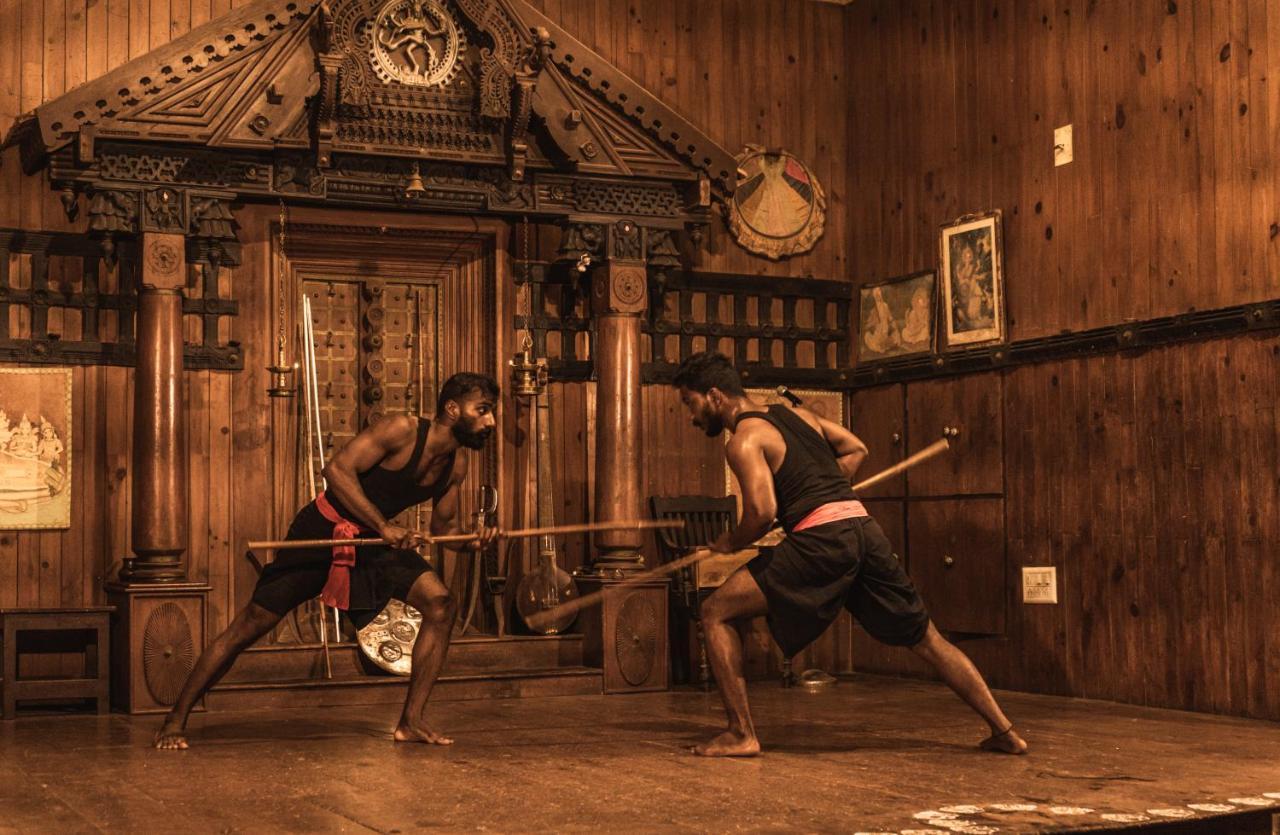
[452,423,493,450]
[696,411,725,438]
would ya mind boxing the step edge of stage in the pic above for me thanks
[210,665,603,691]
[241,634,585,654]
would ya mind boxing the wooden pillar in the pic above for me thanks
[107,231,208,713]
[121,232,188,581]
[588,222,648,573]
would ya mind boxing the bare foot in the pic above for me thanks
[153,718,189,750]
[980,726,1028,755]
[393,722,454,745]
[692,730,760,757]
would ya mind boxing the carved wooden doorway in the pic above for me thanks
[264,212,507,643]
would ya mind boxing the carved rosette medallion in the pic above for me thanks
[594,264,648,315]
[147,239,182,279]
[613,267,646,306]
[142,602,196,706]
[366,0,466,88]
[614,592,658,686]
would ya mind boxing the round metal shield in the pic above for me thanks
[357,598,421,675]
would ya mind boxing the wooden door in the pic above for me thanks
[906,499,1005,635]
[849,384,906,498]
[906,373,1003,496]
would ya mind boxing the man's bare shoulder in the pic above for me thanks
[729,417,780,451]
[369,413,419,446]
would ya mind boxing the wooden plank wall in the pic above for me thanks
[526,0,850,281]
[843,1,1280,720]
[844,0,1280,334]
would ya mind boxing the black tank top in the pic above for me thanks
[735,405,855,532]
[324,418,455,521]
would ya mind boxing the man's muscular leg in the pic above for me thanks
[394,570,457,744]
[154,603,283,749]
[694,567,770,757]
[910,621,1028,754]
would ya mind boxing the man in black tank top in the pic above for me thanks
[155,373,501,751]
[673,352,1027,758]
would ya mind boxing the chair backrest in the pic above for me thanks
[649,495,739,563]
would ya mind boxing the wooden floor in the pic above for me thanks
[2,675,1279,833]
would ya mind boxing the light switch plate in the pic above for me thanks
[1022,566,1058,604]
[1054,124,1073,166]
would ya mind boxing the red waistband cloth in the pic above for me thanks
[790,499,869,533]
[314,491,370,610]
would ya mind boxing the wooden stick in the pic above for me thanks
[525,441,956,631]
[852,437,950,493]
[246,518,684,552]
[524,547,756,632]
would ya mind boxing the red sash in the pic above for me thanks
[314,491,370,611]
[791,499,868,533]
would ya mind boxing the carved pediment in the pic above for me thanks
[5,0,735,198]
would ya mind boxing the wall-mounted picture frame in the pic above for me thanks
[0,367,73,530]
[939,210,1005,347]
[856,269,937,363]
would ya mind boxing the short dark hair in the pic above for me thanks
[672,351,745,396]
[436,372,500,415]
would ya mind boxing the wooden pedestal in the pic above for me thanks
[106,582,209,714]
[576,577,669,694]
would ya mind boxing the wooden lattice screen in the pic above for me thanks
[513,266,853,387]
[0,228,241,369]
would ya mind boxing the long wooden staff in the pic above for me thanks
[524,437,954,632]
[852,437,950,493]
[246,518,683,552]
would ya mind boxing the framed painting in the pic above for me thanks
[857,269,937,363]
[939,210,1006,347]
[0,367,72,529]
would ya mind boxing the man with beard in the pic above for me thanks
[155,372,500,750]
[673,352,1027,758]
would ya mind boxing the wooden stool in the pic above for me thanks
[0,607,114,719]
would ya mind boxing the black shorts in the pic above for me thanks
[746,516,929,657]
[250,504,433,630]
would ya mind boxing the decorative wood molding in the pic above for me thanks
[5,0,736,229]
[847,299,1280,388]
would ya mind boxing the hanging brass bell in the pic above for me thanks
[403,162,426,199]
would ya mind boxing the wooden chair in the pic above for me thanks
[649,495,741,689]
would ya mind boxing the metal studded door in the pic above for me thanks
[302,276,440,470]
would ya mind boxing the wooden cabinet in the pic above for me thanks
[906,499,1005,635]
[852,376,1008,639]
[849,384,906,498]
[906,373,1004,496]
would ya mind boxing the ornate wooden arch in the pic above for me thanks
[4,0,738,254]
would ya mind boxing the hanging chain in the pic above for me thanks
[518,215,533,351]
[277,200,289,361]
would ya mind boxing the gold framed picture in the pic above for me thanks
[0,367,73,529]
[939,210,1006,347]
[857,269,937,363]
